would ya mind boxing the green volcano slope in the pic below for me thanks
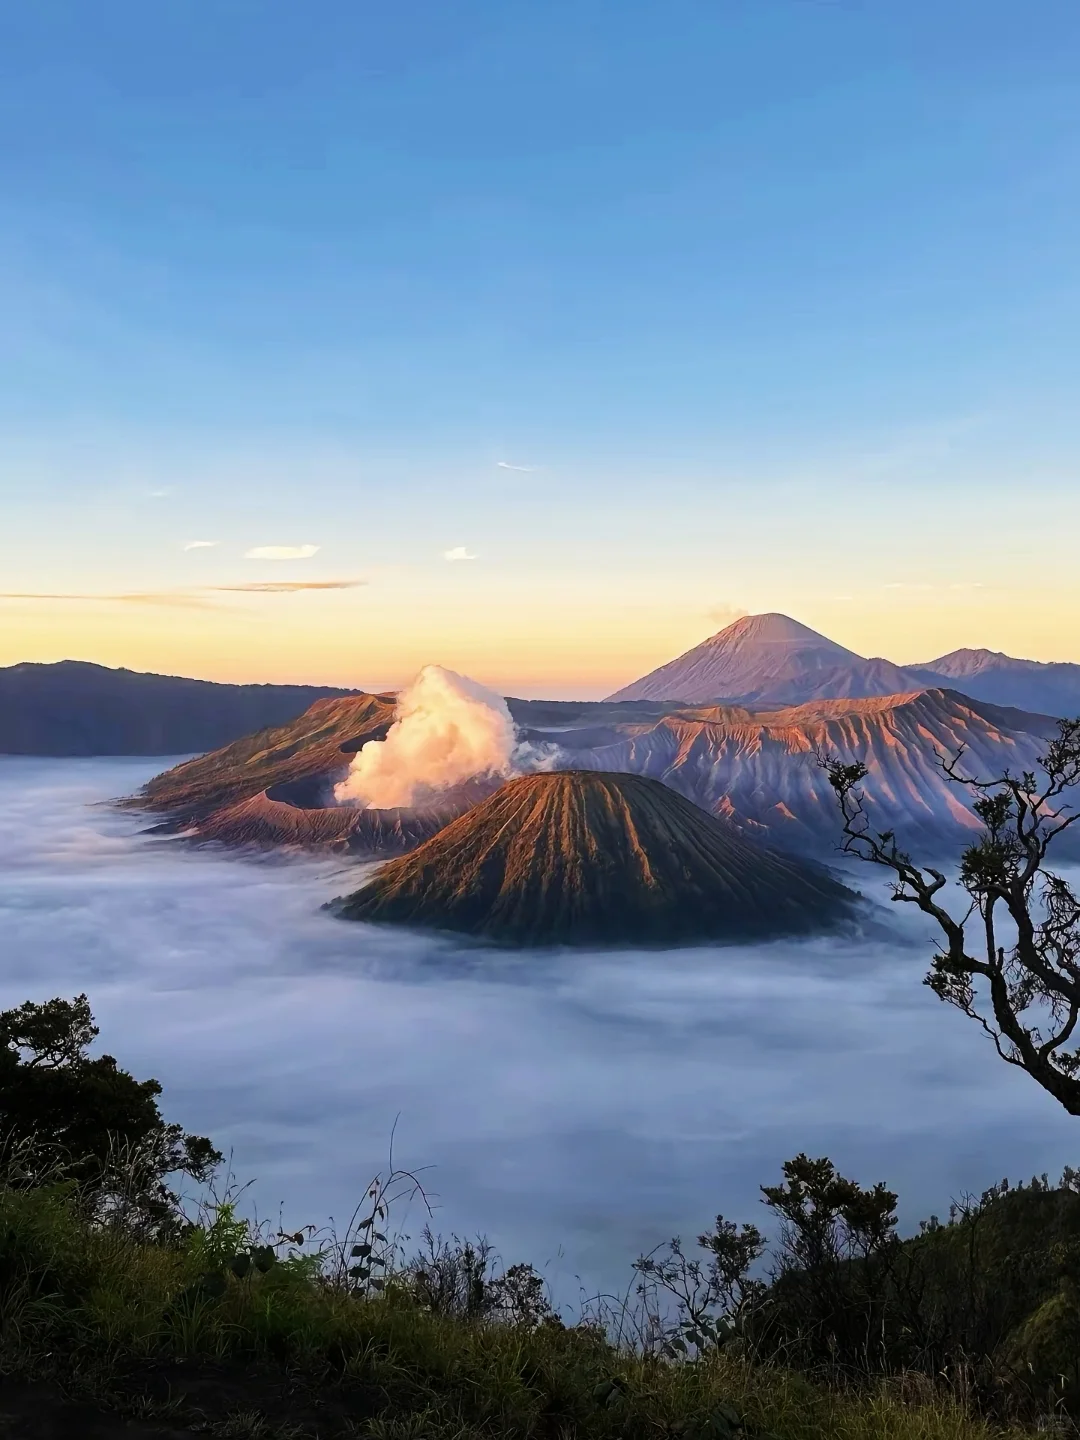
[337,770,857,946]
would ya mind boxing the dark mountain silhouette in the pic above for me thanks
[606,613,915,706]
[0,660,357,756]
[908,648,1080,718]
[336,770,856,946]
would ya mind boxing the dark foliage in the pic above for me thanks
[642,1153,1080,1422]
[0,994,220,1235]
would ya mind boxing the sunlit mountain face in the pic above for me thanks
[335,770,857,946]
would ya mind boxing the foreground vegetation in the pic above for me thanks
[2,995,1078,1440]
[0,1168,1045,1440]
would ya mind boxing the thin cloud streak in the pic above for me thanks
[183,540,220,551]
[0,591,220,610]
[0,581,366,606]
[213,580,366,594]
[496,461,535,472]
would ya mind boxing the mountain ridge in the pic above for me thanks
[0,659,359,756]
[551,686,1061,854]
[131,682,1066,864]
[606,613,1080,716]
[908,648,1080,716]
[606,613,916,706]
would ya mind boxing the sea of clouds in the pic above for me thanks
[1,754,1077,1308]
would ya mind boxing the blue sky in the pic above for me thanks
[1,0,1078,694]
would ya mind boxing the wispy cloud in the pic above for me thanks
[0,591,220,610]
[119,592,220,608]
[244,545,320,560]
[213,580,366,594]
[496,461,535,473]
[0,580,365,607]
[183,540,220,551]
[443,547,477,562]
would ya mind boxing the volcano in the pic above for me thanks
[607,613,915,706]
[336,771,856,947]
[907,648,1080,717]
[130,692,398,824]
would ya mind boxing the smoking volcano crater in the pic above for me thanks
[129,668,538,856]
[335,770,858,947]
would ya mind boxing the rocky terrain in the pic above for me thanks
[131,692,398,823]
[128,678,1062,861]
[182,785,458,854]
[126,690,682,854]
[550,687,1060,854]
[129,691,511,854]
[336,770,856,946]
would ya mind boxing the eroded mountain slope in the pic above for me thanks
[557,689,1059,852]
[338,771,856,946]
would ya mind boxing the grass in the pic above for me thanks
[0,1169,1042,1440]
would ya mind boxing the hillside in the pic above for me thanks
[0,659,356,756]
[132,684,1062,861]
[130,691,398,822]
[606,613,915,705]
[181,786,458,854]
[909,647,1080,717]
[551,688,1060,853]
[337,770,856,946]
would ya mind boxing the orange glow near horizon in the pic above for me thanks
[3,582,1080,700]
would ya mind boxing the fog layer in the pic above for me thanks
[1,757,1076,1304]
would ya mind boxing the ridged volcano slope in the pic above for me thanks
[337,771,856,947]
[559,688,1060,854]
[183,788,457,855]
[129,692,398,823]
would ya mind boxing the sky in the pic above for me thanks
[1,0,1078,697]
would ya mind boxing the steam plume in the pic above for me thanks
[334,665,524,809]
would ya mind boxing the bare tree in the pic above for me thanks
[824,718,1080,1114]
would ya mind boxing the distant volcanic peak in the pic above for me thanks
[606,612,914,705]
[337,770,856,948]
[710,612,857,655]
[905,652,1080,718]
[913,647,1044,678]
